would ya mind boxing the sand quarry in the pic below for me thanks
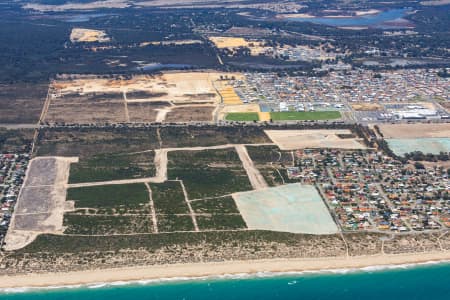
[44,72,245,124]
[265,129,367,150]
[70,28,110,43]
[208,36,269,55]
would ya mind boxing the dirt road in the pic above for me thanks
[235,145,268,190]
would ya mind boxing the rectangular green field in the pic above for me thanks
[69,152,155,183]
[225,112,259,121]
[63,214,153,235]
[270,111,341,121]
[190,196,240,214]
[157,214,195,232]
[149,181,189,214]
[196,214,247,230]
[67,183,149,209]
[168,149,252,199]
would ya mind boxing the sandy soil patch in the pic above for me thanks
[53,72,240,104]
[378,123,450,138]
[208,36,269,55]
[265,130,367,150]
[127,102,169,123]
[5,157,78,251]
[351,103,383,111]
[209,36,249,48]
[165,106,215,123]
[70,28,110,43]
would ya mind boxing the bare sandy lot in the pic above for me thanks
[265,130,367,150]
[127,102,170,123]
[378,123,450,138]
[45,72,243,124]
[4,157,78,251]
[351,103,382,111]
[45,96,127,124]
[52,72,237,104]
[70,28,110,43]
[208,36,269,55]
[165,106,215,122]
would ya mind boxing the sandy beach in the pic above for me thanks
[1,251,449,289]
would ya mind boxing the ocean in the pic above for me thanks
[2,262,450,300]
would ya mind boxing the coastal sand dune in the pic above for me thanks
[0,252,449,289]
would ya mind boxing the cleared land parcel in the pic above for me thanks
[233,183,339,234]
[265,130,366,150]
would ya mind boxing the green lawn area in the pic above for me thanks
[225,112,259,121]
[270,111,341,121]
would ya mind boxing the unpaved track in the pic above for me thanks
[144,183,158,233]
[155,108,171,122]
[235,145,268,190]
[177,180,199,232]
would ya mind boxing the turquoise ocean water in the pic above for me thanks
[2,262,450,300]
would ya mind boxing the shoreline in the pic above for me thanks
[1,251,450,290]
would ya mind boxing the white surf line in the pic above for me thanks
[177,180,199,232]
[144,182,158,234]
[235,145,268,190]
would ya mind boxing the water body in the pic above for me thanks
[288,8,411,27]
[64,14,110,23]
[137,63,193,72]
[2,262,450,300]
[387,138,450,155]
